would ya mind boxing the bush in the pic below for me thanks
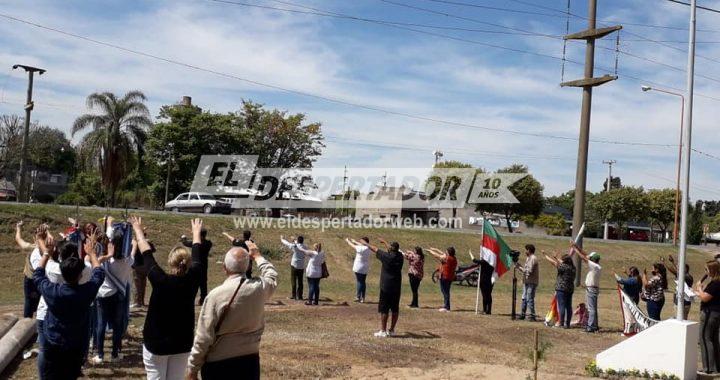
[55,192,89,206]
[535,213,567,236]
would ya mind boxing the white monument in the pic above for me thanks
[596,319,699,380]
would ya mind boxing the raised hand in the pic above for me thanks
[191,218,203,243]
[16,220,23,229]
[245,240,261,258]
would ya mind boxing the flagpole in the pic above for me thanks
[475,217,484,315]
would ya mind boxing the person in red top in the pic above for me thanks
[428,247,457,312]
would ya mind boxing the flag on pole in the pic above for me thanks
[544,295,559,327]
[480,219,514,281]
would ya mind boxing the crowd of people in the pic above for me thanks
[14,216,720,378]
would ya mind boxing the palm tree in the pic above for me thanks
[72,91,151,206]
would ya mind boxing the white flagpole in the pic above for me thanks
[475,217,484,315]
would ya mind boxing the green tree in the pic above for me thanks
[56,171,105,206]
[646,188,677,242]
[689,202,705,245]
[601,176,622,191]
[0,115,75,175]
[72,91,151,206]
[545,190,575,212]
[429,160,480,228]
[535,213,568,236]
[478,164,544,232]
[589,186,649,239]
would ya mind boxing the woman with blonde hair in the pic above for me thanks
[300,242,326,306]
[130,216,202,380]
[697,261,720,375]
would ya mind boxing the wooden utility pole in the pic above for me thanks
[561,0,621,286]
[12,64,45,203]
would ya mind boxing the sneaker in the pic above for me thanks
[360,298,365,303]
[90,355,104,365]
[518,315,526,320]
[287,296,296,300]
[387,330,395,337]
[438,308,448,312]
[374,330,388,338]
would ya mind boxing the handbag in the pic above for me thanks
[321,262,330,279]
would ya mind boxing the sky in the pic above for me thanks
[0,0,719,199]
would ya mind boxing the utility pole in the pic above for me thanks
[602,160,616,240]
[675,0,697,321]
[163,142,174,205]
[342,165,348,216]
[433,150,444,166]
[12,64,45,203]
[561,0,621,286]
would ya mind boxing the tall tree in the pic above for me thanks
[478,164,544,232]
[646,188,677,242]
[72,91,151,206]
[430,160,479,228]
[589,186,649,238]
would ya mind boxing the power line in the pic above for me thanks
[666,0,720,14]
[0,13,701,148]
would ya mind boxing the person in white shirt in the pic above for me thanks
[571,243,602,333]
[345,237,371,303]
[280,236,306,300]
[92,218,134,363]
[15,221,43,319]
[298,243,325,306]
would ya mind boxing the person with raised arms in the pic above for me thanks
[298,242,326,306]
[427,247,457,312]
[543,250,575,329]
[402,247,425,308]
[33,230,105,379]
[570,242,602,333]
[280,235,307,300]
[360,238,404,338]
[345,237,371,303]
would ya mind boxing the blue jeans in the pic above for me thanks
[96,292,125,358]
[521,283,537,318]
[23,277,40,318]
[586,287,599,330]
[355,272,367,300]
[556,290,573,328]
[440,279,452,310]
[646,298,665,320]
[307,277,321,304]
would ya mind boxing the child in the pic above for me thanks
[571,303,589,328]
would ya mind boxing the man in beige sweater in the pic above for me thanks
[186,240,278,380]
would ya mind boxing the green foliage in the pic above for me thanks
[545,190,575,212]
[72,91,151,206]
[588,186,648,234]
[584,361,679,380]
[689,203,704,245]
[62,171,105,206]
[535,213,567,236]
[146,100,324,205]
[0,115,75,174]
[647,189,677,239]
[520,214,536,228]
[55,192,89,206]
[479,164,544,232]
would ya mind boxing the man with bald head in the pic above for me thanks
[186,240,277,380]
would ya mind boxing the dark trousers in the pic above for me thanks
[480,281,493,314]
[307,277,321,304]
[39,344,84,380]
[290,267,304,299]
[646,298,665,320]
[440,279,452,310]
[133,269,147,306]
[701,310,720,373]
[355,272,367,300]
[202,353,260,380]
[408,274,421,307]
[24,276,41,318]
[556,290,573,328]
[199,263,208,303]
[96,293,125,358]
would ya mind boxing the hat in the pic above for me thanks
[589,252,601,262]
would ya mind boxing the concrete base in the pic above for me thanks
[597,319,699,380]
[0,318,37,374]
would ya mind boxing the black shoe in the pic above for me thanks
[304,301,313,306]
[288,296,296,300]
[529,316,537,322]
[518,315,526,320]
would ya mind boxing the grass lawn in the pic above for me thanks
[0,203,716,379]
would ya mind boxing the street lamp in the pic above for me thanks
[433,150,444,166]
[641,85,685,245]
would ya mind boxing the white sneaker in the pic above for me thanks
[438,308,448,312]
[90,355,104,365]
[373,330,388,338]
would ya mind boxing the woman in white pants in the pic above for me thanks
[130,217,202,380]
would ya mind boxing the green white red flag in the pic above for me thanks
[480,219,514,281]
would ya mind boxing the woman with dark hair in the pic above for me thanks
[642,263,667,320]
[428,247,457,312]
[696,260,720,375]
[544,251,575,328]
[616,266,643,304]
[402,247,425,308]
[131,216,202,380]
[299,243,326,306]
[15,221,43,319]
[346,237,372,303]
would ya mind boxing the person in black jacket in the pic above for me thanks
[181,228,212,305]
[361,238,403,338]
[131,216,202,380]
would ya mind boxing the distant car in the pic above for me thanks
[0,188,16,202]
[164,192,232,214]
